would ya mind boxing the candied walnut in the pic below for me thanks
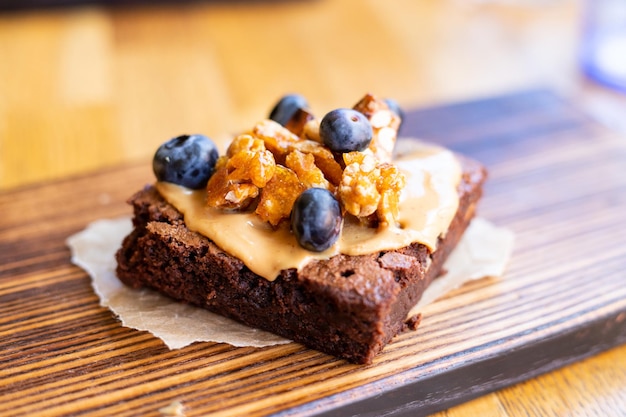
[214,154,228,171]
[302,118,322,143]
[286,150,332,190]
[352,93,380,119]
[376,163,406,226]
[288,140,343,186]
[353,93,400,163]
[206,165,260,209]
[226,134,266,157]
[256,165,306,226]
[284,108,315,137]
[339,152,381,218]
[251,120,302,165]
[339,152,405,225]
[206,135,276,210]
[225,136,276,188]
[252,119,342,186]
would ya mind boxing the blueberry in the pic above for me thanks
[269,94,309,126]
[291,188,343,252]
[153,134,219,189]
[320,108,373,153]
[384,98,404,131]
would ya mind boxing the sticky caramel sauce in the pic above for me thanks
[156,143,461,281]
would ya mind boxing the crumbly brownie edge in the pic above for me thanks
[115,157,486,364]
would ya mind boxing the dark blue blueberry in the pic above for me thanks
[384,98,405,130]
[269,94,309,126]
[291,188,343,252]
[319,108,373,153]
[152,134,219,189]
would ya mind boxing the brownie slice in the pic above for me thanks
[115,156,486,364]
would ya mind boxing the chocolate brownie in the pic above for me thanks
[115,155,486,364]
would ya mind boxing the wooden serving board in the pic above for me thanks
[1,89,625,417]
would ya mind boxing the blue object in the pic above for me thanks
[269,94,309,126]
[320,108,373,153]
[581,0,626,92]
[291,188,343,252]
[153,134,219,189]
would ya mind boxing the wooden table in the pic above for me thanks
[1,1,626,416]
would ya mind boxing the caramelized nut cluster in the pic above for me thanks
[339,152,405,227]
[206,135,275,210]
[206,94,405,228]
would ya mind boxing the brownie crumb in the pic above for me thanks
[404,313,423,331]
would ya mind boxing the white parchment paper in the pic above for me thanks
[67,216,514,349]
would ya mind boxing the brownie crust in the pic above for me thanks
[115,156,486,364]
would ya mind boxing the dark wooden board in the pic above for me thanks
[1,89,625,417]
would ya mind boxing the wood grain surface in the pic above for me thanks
[2,89,625,417]
[2,0,626,415]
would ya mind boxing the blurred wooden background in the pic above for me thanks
[1,0,625,416]
[0,0,602,189]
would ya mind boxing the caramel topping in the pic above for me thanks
[156,143,462,281]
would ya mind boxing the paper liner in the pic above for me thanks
[67,216,514,349]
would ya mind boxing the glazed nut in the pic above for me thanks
[339,152,405,224]
[206,165,260,210]
[255,165,306,226]
[206,135,276,210]
[376,163,406,226]
[339,153,381,217]
[251,119,302,164]
[285,150,332,190]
